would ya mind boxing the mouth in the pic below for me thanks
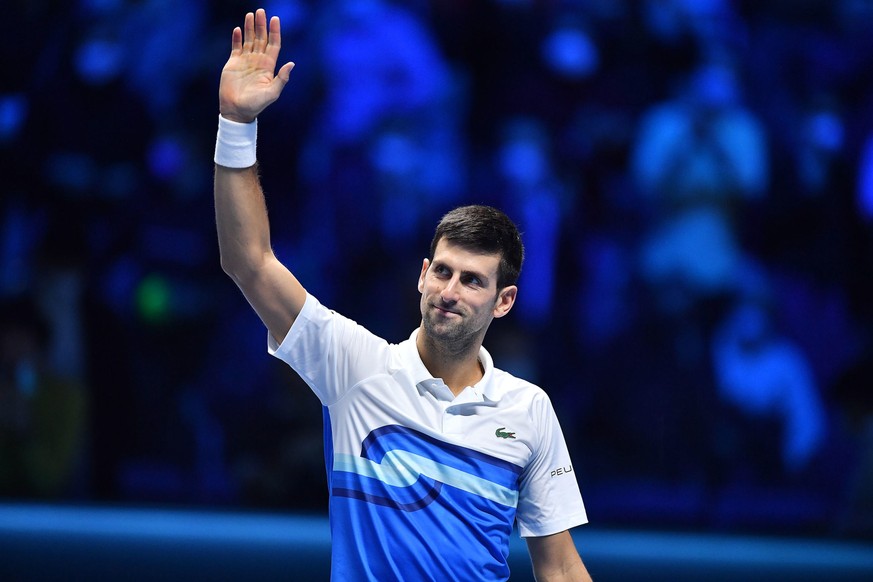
[432,304,460,318]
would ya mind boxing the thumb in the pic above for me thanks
[276,61,296,86]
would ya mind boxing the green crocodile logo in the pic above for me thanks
[495,427,516,439]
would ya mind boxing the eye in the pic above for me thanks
[433,265,450,277]
[463,275,482,287]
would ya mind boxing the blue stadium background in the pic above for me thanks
[2,0,873,579]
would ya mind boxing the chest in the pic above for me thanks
[328,372,534,470]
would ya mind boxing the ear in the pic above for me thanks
[417,258,430,293]
[493,285,517,318]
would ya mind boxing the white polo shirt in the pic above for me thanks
[269,293,587,581]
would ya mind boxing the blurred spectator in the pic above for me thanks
[122,0,208,121]
[0,296,88,498]
[632,55,768,317]
[639,204,743,313]
[631,56,769,206]
[711,295,826,478]
[494,117,574,326]
[367,100,467,250]
[314,0,451,145]
[295,0,458,300]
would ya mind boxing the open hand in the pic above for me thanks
[219,9,294,123]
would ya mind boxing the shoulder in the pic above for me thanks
[273,293,391,361]
[490,367,554,411]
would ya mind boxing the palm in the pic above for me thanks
[219,10,294,123]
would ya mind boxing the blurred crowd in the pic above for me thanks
[2,0,873,538]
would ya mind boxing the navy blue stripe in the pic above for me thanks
[360,425,522,487]
[333,480,443,512]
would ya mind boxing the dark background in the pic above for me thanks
[2,0,873,546]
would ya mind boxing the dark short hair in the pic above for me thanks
[429,205,524,289]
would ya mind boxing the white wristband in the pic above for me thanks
[214,114,257,168]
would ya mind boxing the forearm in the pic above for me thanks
[214,163,275,283]
[533,560,592,582]
[534,554,591,582]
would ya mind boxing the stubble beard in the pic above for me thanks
[421,305,479,357]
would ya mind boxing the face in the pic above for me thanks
[418,239,517,348]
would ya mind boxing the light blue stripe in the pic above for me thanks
[334,452,519,507]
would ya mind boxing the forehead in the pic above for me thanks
[432,240,501,277]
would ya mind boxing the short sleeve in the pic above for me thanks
[268,293,389,406]
[515,392,588,537]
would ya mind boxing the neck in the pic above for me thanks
[416,325,484,396]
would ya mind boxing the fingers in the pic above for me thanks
[265,15,282,62]
[240,9,277,55]
[231,26,242,54]
[254,8,268,51]
[268,15,281,50]
[242,11,255,53]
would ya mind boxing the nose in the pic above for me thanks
[440,276,461,304]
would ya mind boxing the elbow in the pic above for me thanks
[219,250,269,288]
[219,254,241,280]
[219,253,244,282]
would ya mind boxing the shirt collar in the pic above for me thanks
[400,328,504,404]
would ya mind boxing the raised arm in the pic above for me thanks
[215,9,305,343]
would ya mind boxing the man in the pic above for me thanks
[214,9,592,581]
